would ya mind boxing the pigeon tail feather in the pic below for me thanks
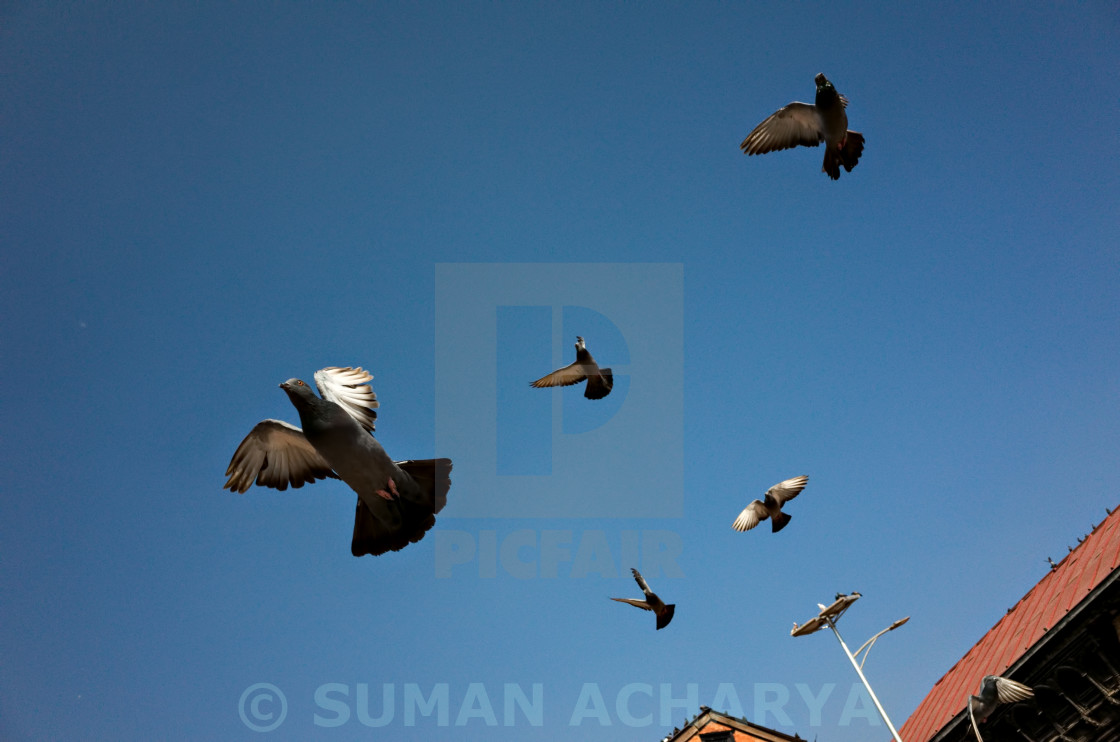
[350,458,451,557]
[585,369,613,400]
[350,498,438,557]
[397,458,453,513]
[841,131,864,172]
[823,131,864,179]
[771,511,792,532]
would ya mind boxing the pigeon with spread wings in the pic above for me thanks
[741,73,864,179]
[530,336,613,400]
[967,675,1034,742]
[732,475,809,533]
[224,366,451,557]
[611,568,675,630]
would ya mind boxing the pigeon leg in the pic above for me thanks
[375,476,401,501]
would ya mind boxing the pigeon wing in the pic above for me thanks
[732,500,769,531]
[314,366,378,432]
[992,677,1034,703]
[766,475,809,506]
[224,419,338,493]
[530,361,588,388]
[741,102,824,155]
[631,568,653,595]
[611,597,653,612]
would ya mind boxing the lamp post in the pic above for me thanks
[853,616,910,670]
[791,592,907,742]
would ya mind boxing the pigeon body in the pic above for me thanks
[611,568,675,630]
[732,475,809,533]
[741,73,864,179]
[530,336,613,400]
[225,367,451,557]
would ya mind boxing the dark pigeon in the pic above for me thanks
[530,335,613,400]
[224,366,451,557]
[732,475,809,533]
[967,675,1034,742]
[611,568,675,630]
[741,73,865,179]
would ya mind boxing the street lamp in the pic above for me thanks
[791,592,908,742]
[853,616,910,670]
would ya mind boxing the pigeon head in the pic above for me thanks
[279,378,319,409]
[814,73,840,108]
[575,336,585,350]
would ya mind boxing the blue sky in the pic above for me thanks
[2,2,1118,740]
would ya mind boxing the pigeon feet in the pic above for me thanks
[375,477,400,501]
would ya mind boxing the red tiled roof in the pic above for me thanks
[900,506,1120,742]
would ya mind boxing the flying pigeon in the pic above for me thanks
[530,336,613,400]
[224,366,452,557]
[967,675,1034,742]
[611,568,675,630]
[732,475,809,533]
[740,73,865,179]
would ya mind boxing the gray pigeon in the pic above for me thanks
[224,366,452,557]
[967,675,1034,742]
[530,336,613,400]
[741,73,865,179]
[732,475,809,533]
[611,568,675,630]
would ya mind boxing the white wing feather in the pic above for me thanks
[992,677,1034,703]
[732,500,768,531]
[314,366,379,432]
[766,475,809,506]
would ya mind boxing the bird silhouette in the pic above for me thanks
[530,336,613,400]
[741,73,864,179]
[732,476,809,533]
[224,366,451,557]
[611,568,675,630]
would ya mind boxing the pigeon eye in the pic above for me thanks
[297,380,305,386]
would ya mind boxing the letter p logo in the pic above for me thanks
[435,263,683,518]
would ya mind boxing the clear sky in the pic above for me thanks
[2,2,1118,740]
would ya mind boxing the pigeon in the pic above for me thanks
[611,568,675,630]
[967,675,1034,742]
[224,366,452,557]
[732,475,809,533]
[530,336,613,400]
[740,73,865,179]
